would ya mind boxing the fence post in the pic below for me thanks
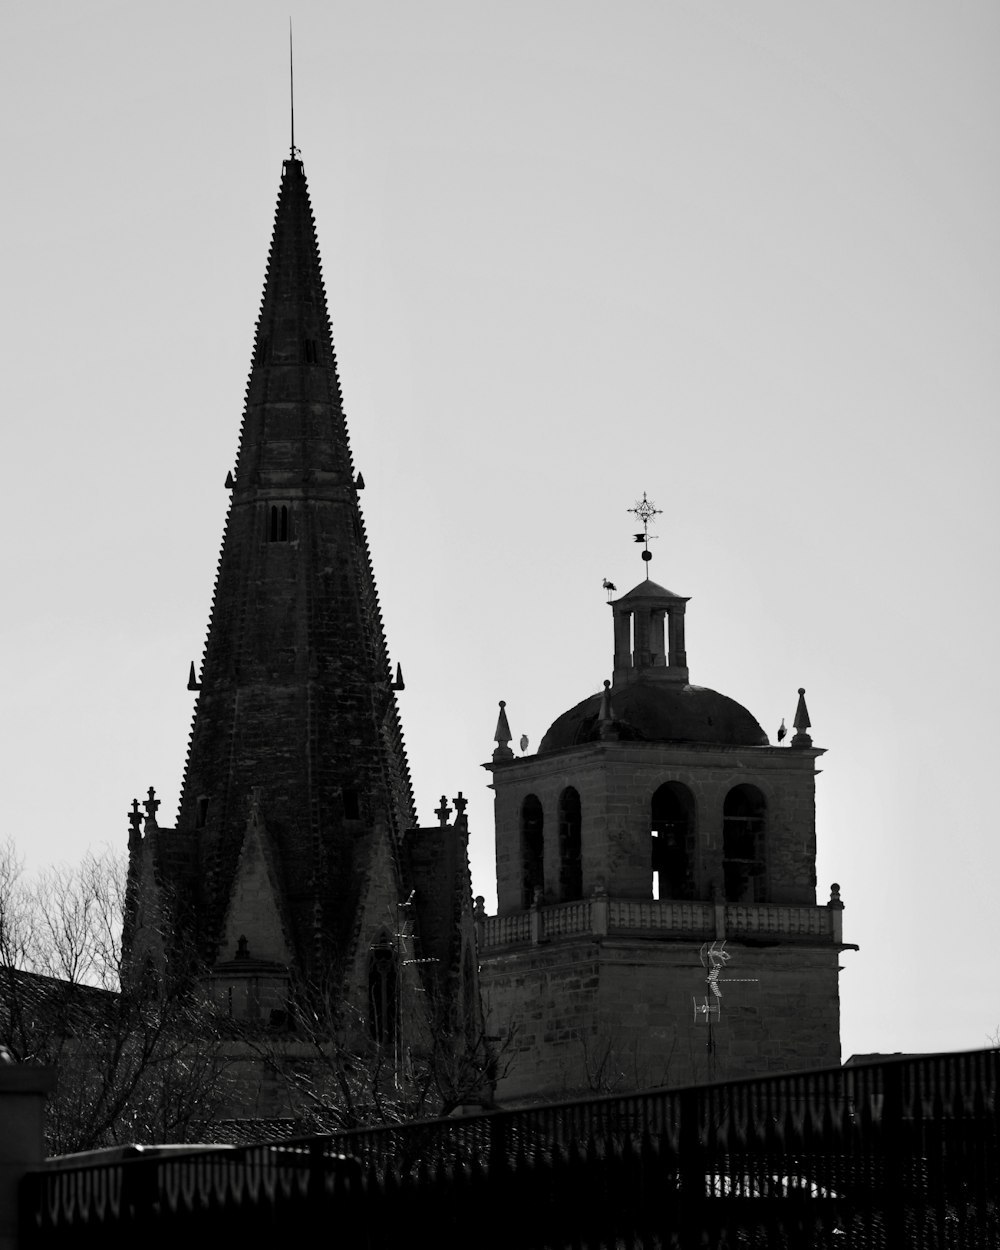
[677,1086,706,1243]
[0,1063,56,1250]
[881,1060,906,1245]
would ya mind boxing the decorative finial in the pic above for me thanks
[598,678,620,740]
[143,787,160,824]
[391,662,405,691]
[435,796,452,827]
[627,492,662,578]
[493,700,514,760]
[827,882,844,910]
[452,792,468,832]
[187,661,201,691]
[790,687,813,749]
[128,799,143,845]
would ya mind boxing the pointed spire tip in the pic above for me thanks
[791,686,813,749]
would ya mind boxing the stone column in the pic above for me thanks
[613,609,632,676]
[667,605,687,669]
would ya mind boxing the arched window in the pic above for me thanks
[723,784,767,903]
[558,787,582,901]
[368,939,398,1044]
[650,782,695,901]
[520,795,544,908]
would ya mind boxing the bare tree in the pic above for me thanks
[577,1025,678,1095]
[233,970,514,1134]
[0,841,514,1147]
[0,840,234,1154]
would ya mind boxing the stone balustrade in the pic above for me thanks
[482,895,840,949]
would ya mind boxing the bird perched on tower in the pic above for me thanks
[777,718,787,743]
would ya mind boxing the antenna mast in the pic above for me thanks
[289,19,296,158]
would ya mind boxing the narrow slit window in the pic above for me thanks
[267,505,291,543]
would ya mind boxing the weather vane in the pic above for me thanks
[627,492,662,578]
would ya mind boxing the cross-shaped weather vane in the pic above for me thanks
[627,492,662,577]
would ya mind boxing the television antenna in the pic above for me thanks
[693,941,759,1078]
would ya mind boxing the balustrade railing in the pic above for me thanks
[483,896,835,948]
[726,903,834,938]
[609,898,715,933]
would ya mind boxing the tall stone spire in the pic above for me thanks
[172,156,415,980]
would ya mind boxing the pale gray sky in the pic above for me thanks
[1,2,997,1061]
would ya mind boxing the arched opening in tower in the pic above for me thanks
[520,795,544,909]
[722,784,767,903]
[557,787,582,901]
[650,782,695,901]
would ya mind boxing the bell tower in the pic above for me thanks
[479,495,852,1101]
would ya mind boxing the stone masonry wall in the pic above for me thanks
[492,742,819,914]
[481,935,842,1103]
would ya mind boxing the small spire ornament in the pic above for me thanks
[790,687,813,749]
[493,700,514,760]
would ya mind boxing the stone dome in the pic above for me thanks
[538,680,769,753]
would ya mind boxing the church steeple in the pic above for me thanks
[169,155,414,980]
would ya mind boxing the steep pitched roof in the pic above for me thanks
[167,157,414,980]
